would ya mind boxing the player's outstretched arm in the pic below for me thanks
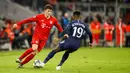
[85,25,93,48]
[58,23,71,39]
[53,18,63,33]
[15,16,37,26]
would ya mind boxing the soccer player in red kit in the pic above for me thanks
[13,4,63,68]
[104,19,114,47]
[90,16,101,46]
[115,17,126,47]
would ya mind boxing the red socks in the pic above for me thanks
[19,48,36,65]
[19,48,33,60]
[21,53,35,65]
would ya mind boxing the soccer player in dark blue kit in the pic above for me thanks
[40,11,92,70]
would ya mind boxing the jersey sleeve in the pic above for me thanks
[85,24,92,44]
[54,18,63,33]
[58,23,71,38]
[16,15,38,26]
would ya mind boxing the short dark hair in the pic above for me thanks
[44,4,53,10]
[72,11,81,20]
[73,11,81,16]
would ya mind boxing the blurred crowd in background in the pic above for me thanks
[0,0,130,50]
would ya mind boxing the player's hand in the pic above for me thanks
[61,34,69,40]
[89,43,92,49]
[64,34,69,38]
[13,24,17,28]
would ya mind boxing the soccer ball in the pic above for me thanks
[33,60,42,68]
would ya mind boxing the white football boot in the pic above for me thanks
[15,58,21,63]
[56,66,61,70]
[40,62,45,68]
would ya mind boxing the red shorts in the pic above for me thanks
[31,34,47,52]
[92,34,100,43]
[105,34,112,41]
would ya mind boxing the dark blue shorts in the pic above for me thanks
[59,38,80,53]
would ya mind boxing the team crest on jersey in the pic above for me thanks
[41,23,46,28]
[50,21,53,24]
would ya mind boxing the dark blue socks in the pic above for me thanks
[43,50,56,63]
[58,51,70,66]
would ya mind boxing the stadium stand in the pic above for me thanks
[0,0,36,51]
[0,0,36,21]
[0,0,130,51]
[0,39,12,51]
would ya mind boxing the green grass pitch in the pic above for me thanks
[0,47,130,73]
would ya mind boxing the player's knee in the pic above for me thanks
[32,50,38,55]
[32,44,38,55]
[32,44,38,51]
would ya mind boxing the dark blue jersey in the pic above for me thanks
[59,20,92,44]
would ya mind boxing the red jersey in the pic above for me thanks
[116,23,126,46]
[126,24,130,32]
[90,21,101,34]
[5,28,15,42]
[116,23,126,36]
[16,14,63,40]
